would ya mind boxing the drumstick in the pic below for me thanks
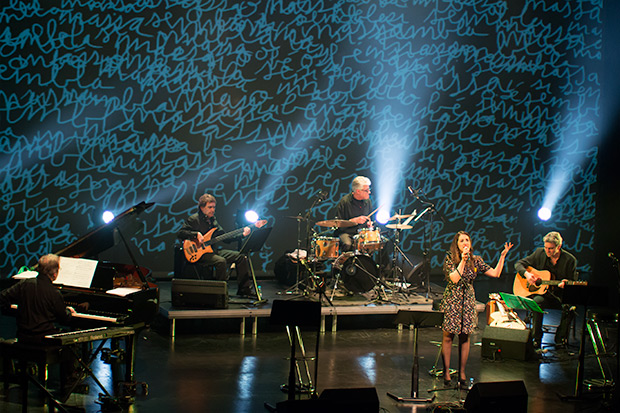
[366,204,384,220]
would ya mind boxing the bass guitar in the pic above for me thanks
[183,220,267,263]
[513,266,587,297]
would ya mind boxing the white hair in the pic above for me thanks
[351,176,371,191]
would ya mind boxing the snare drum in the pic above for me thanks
[354,228,383,252]
[313,236,340,259]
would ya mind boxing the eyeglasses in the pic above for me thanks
[359,189,371,193]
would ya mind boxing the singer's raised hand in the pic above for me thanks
[501,242,514,256]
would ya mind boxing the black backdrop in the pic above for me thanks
[0,1,609,281]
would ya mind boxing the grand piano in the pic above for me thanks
[34,201,159,327]
[0,202,158,409]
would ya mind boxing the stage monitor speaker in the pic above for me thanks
[464,380,528,412]
[481,326,532,361]
[318,387,379,413]
[171,279,228,309]
[274,387,379,413]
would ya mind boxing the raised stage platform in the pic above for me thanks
[157,278,457,337]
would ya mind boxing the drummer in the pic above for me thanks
[334,176,373,252]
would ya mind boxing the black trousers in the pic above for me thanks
[187,249,252,290]
[531,292,574,345]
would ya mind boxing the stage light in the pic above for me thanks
[102,211,115,224]
[537,207,551,221]
[244,210,259,223]
[376,209,390,225]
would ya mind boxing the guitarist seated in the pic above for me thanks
[514,231,577,350]
[178,193,256,297]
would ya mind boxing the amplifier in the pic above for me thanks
[481,326,532,361]
[171,279,228,309]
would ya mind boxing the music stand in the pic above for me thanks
[558,284,607,401]
[387,310,444,403]
[499,292,544,314]
[265,300,322,412]
[239,226,272,304]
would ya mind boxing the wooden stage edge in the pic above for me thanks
[160,301,439,337]
[154,279,485,337]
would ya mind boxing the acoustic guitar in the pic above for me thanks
[183,220,267,263]
[512,266,587,297]
[487,293,527,330]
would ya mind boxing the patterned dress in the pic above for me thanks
[440,254,490,334]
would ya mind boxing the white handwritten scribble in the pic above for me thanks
[0,0,600,276]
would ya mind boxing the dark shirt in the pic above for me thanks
[0,275,72,341]
[177,211,240,246]
[334,193,372,236]
[514,247,578,282]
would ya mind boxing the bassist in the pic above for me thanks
[178,193,255,297]
[515,231,577,350]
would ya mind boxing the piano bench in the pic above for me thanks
[0,339,63,412]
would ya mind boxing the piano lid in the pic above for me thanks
[54,201,154,259]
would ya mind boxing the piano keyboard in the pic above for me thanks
[73,311,118,323]
[10,304,120,324]
[44,326,136,345]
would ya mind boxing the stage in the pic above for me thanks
[158,278,445,337]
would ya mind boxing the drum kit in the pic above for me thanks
[283,214,418,298]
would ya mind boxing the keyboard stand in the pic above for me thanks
[53,326,142,405]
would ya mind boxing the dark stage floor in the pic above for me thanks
[1,280,618,413]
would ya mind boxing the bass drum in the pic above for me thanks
[332,252,378,293]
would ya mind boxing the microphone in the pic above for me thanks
[609,252,618,262]
[463,246,470,261]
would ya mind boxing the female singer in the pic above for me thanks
[440,231,513,389]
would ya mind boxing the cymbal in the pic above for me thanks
[386,223,412,230]
[388,214,413,221]
[316,219,355,228]
[286,215,307,220]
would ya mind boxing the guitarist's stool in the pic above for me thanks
[540,305,578,347]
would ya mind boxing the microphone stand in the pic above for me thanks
[411,190,448,299]
[301,193,326,291]
[282,193,324,298]
[611,253,620,407]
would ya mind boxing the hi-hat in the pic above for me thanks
[286,215,307,220]
[388,214,413,221]
[386,223,412,230]
[316,219,355,228]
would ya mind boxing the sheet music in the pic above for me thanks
[54,257,98,288]
[11,270,38,279]
[106,287,140,297]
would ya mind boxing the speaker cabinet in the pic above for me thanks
[464,380,528,412]
[481,326,532,360]
[319,387,379,412]
[171,279,228,309]
[275,387,379,413]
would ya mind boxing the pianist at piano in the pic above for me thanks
[0,254,77,344]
